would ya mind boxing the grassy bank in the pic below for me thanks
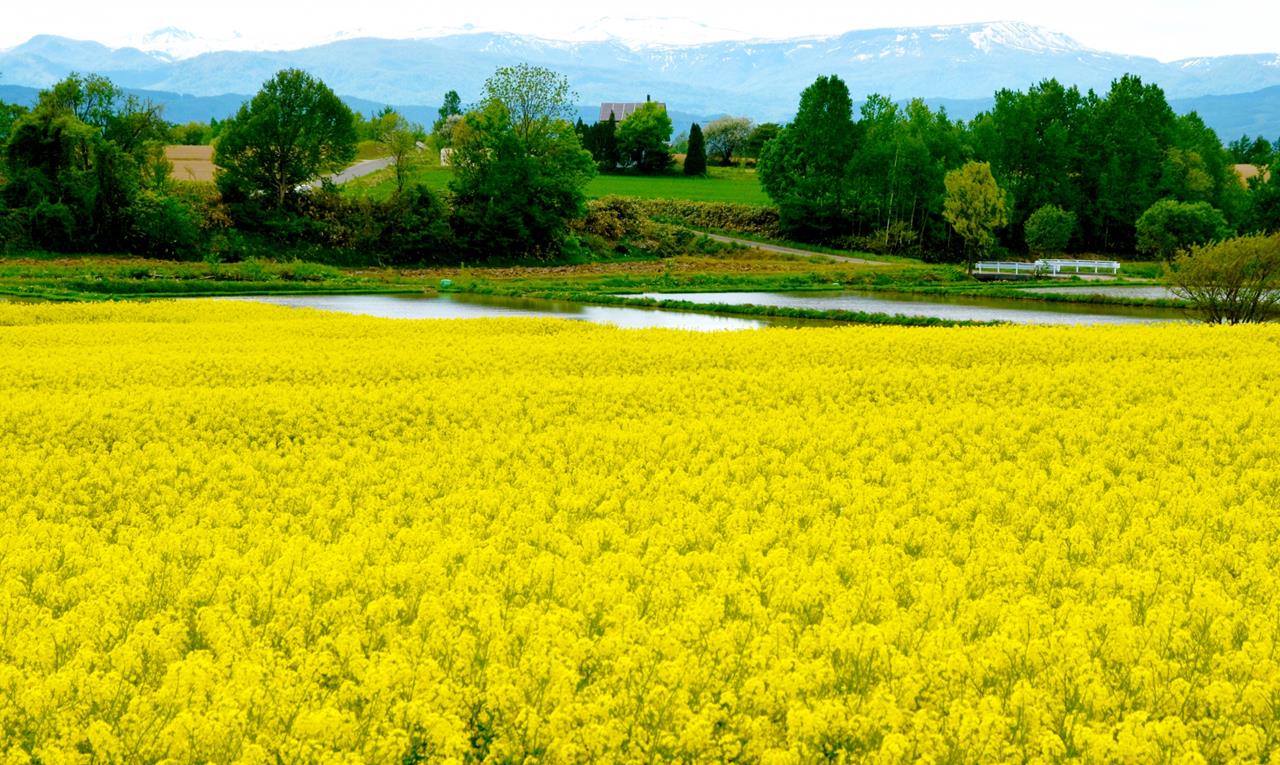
[0,247,1184,317]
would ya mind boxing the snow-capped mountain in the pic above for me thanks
[566,17,751,48]
[1,20,1278,129]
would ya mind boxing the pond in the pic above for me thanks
[1021,286,1179,300]
[220,293,775,331]
[628,290,1189,325]
[219,289,1190,329]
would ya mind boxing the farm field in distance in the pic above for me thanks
[341,158,773,205]
[3,300,1279,762]
[172,148,774,205]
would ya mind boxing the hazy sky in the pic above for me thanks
[1,1,1276,61]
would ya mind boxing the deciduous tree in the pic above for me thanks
[616,102,673,173]
[1135,199,1230,260]
[1024,204,1077,255]
[376,111,422,195]
[214,69,358,211]
[758,75,856,241]
[943,161,1008,270]
[1169,233,1280,323]
[703,116,753,166]
[449,68,595,259]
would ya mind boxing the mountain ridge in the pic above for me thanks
[2,22,1279,134]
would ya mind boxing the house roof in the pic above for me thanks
[598,102,666,122]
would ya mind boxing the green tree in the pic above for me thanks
[1135,199,1230,260]
[1089,75,1176,251]
[449,69,595,259]
[580,116,621,170]
[3,73,171,253]
[0,100,29,146]
[1228,135,1274,165]
[1168,233,1280,323]
[758,75,856,241]
[594,115,620,170]
[970,79,1087,248]
[431,90,463,146]
[617,102,673,173]
[703,116,753,166]
[170,121,213,145]
[38,72,121,130]
[743,123,781,159]
[1247,156,1280,232]
[684,123,707,176]
[438,90,462,122]
[376,111,422,195]
[481,64,576,144]
[1024,204,1077,255]
[943,161,1008,270]
[214,69,358,211]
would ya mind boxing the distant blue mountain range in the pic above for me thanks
[2,22,1278,138]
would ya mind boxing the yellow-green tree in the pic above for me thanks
[943,161,1008,270]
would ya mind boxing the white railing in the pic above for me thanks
[974,261,1042,274]
[1035,259,1121,275]
[974,260,1123,277]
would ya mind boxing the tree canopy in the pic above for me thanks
[1169,233,1280,323]
[616,102,673,174]
[481,65,577,145]
[943,161,1008,269]
[758,75,856,241]
[449,68,596,259]
[214,69,358,211]
[704,116,753,166]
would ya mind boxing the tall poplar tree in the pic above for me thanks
[684,123,707,176]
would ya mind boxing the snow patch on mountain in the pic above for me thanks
[966,21,1087,55]
[566,17,750,49]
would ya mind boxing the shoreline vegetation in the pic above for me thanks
[1,67,1274,324]
[0,252,1187,326]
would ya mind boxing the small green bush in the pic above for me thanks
[1136,199,1230,260]
[128,190,204,259]
[1024,205,1077,255]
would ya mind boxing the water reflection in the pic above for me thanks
[220,293,770,331]
[631,291,1187,326]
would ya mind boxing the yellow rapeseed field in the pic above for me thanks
[2,301,1280,764]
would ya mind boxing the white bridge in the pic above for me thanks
[974,259,1121,277]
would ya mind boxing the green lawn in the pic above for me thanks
[587,167,770,204]
[343,160,770,205]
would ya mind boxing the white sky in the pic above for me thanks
[1,1,1276,61]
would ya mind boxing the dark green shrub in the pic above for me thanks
[380,185,452,264]
[1024,205,1077,255]
[30,202,78,252]
[128,190,203,259]
[1136,199,1230,260]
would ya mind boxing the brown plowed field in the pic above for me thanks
[165,145,215,182]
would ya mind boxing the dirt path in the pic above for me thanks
[703,233,889,265]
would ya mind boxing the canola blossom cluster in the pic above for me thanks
[2,301,1280,764]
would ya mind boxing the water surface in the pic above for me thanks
[630,290,1188,325]
[1022,286,1179,300]
[221,293,770,331]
